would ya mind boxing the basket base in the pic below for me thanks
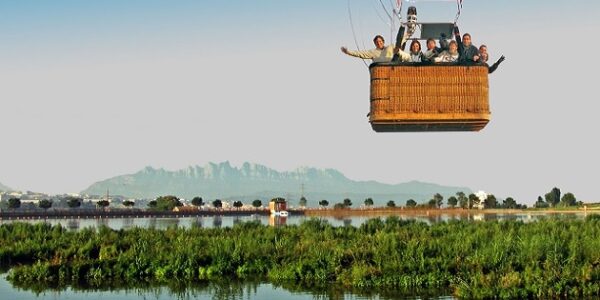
[371,120,489,132]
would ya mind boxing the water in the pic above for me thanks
[0,212,589,231]
[0,274,452,300]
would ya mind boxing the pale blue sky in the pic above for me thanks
[1,0,599,204]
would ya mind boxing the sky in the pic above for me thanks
[1,0,599,204]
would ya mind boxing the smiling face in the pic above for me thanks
[463,34,472,47]
[479,46,489,62]
[449,42,458,54]
[427,39,436,51]
[411,41,421,53]
[374,37,385,50]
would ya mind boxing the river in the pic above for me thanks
[0,212,588,230]
[0,274,453,300]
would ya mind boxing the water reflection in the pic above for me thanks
[343,219,352,227]
[122,217,135,229]
[191,217,204,228]
[96,218,109,228]
[232,217,242,226]
[0,275,453,300]
[67,219,80,230]
[148,217,157,229]
[158,218,180,228]
[269,216,287,227]
[213,216,222,228]
[0,212,592,231]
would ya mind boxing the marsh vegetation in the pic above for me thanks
[1,216,600,298]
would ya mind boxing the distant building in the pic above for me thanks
[474,191,487,210]
[8,192,23,198]
[21,191,48,201]
[269,198,288,216]
[20,199,40,204]
[173,205,199,213]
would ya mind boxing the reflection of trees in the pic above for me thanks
[343,219,352,227]
[333,215,346,221]
[148,217,157,229]
[191,217,203,228]
[426,215,443,224]
[157,218,180,229]
[213,216,222,228]
[206,281,248,300]
[275,281,451,300]
[122,217,134,229]
[96,218,109,228]
[10,278,450,300]
[274,281,346,300]
[67,219,80,230]
[232,217,242,226]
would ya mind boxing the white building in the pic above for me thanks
[474,191,488,210]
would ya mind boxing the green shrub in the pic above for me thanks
[2,218,600,298]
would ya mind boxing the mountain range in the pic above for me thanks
[81,162,472,207]
[0,182,12,192]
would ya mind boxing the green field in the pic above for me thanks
[1,216,600,298]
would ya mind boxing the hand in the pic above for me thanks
[473,55,480,62]
[499,55,506,63]
[341,47,348,54]
[453,26,460,36]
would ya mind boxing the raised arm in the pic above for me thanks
[488,55,506,74]
[395,25,407,51]
[454,26,465,57]
[341,47,376,59]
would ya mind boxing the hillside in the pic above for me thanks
[0,182,13,192]
[82,162,472,207]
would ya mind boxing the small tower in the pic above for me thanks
[269,197,288,216]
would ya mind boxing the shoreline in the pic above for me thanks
[0,207,597,220]
[304,207,596,217]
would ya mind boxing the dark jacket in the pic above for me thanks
[455,34,479,63]
[486,56,505,74]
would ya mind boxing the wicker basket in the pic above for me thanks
[370,64,490,132]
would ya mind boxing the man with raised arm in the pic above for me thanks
[478,45,506,74]
[342,7,417,64]
[453,26,480,63]
[341,34,410,63]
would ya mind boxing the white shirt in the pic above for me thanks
[346,45,395,63]
[434,51,459,63]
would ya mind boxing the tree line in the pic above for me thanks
[1,187,581,212]
[533,187,581,208]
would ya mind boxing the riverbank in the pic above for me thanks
[1,207,596,221]
[0,208,280,220]
[305,207,594,217]
[2,217,600,298]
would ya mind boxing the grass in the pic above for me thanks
[1,216,600,298]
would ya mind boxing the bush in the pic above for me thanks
[2,219,600,298]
